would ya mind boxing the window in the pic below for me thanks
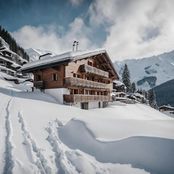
[98,102,101,108]
[36,74,41,81]
[52,73,58,81]
[70,89,74,95]
[74,89,78,94]
[88,60,93,66]
[79,89,84,94]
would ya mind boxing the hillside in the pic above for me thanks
[0,37,29,77]
[115,50,174,90]
[0,72,174,174]
[0,26,29,61]
[154,79,174,107]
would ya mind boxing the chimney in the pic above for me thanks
[72,41,76,51]
[76,41,79,51]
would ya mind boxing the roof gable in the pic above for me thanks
[20,48,119,79]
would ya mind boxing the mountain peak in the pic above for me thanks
[115,50,174,90]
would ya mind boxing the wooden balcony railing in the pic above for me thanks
[80,64,109,78]
[64,94,111,103]
[64,77,110,89]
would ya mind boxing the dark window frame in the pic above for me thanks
[36,74,41,81]
[52,73,58,81]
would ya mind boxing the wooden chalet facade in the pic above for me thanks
[20,49,119,109]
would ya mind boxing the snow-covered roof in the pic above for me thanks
[113,80,124,86]
[115,92,126,95]
[0,65,16,73]
[159,105,174,110]
[134,92,145,98]
[0,56,21,68]
[0,55,15,64]
[20,48,108,72]
[0,47,28,63]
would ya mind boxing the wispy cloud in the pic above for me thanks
[69,0,83,6]
[12,18,94,54]
[12,0,174,61]
[88,0,174,60]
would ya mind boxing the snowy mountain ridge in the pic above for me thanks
[114,50,174,90]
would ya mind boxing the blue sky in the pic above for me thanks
[0,0,91,31]
[1,0,174,60]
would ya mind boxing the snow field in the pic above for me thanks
[0,73,174,174]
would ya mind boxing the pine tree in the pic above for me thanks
[0,40,3,48]
[0,25,29,61]
[131,82,136,93]
[148,89,158,109]
[122,64,131,93]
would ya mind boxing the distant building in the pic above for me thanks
[112,80,126,99]
[159,105,174,112]
[113,80,126,92]
[20,49,119,109]
[0,47,28,76]
[159,105,174,117]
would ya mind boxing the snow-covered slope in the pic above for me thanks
[0,72,174,174]
[115,50,174,90]
[0,37,10,49]
[25,48,56,62]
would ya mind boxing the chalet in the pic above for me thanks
[113,80,126,92]
[0,47,28,76]
[159,105,174,117]
[20,48,119,109]
[159,105,174,112]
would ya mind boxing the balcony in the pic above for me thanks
[64,77,109,89]
[79,64,109,78]
[0,55,22,67]
[34,81,44,89]
[64,94,111,103]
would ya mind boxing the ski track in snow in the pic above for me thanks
[18,112,52,174]
[0,75,173,174]
[46,120,144,174]
[0,95,12,173]
[46,120,79,174]
[3,98,14,174]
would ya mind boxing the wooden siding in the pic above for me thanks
[33,65,65,89]
[79,64,109,78]
[32,55,115,104]
[64,94,111,103]
[65,56,113,92]
[64,77,111,89]
[65,58,91,77]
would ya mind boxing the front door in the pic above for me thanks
[81,102,88,110]
[98,102,101,108]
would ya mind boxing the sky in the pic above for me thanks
[1,0,174,61]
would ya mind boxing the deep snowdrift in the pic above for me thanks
[59,119,174,174]
[0,72,173,174]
